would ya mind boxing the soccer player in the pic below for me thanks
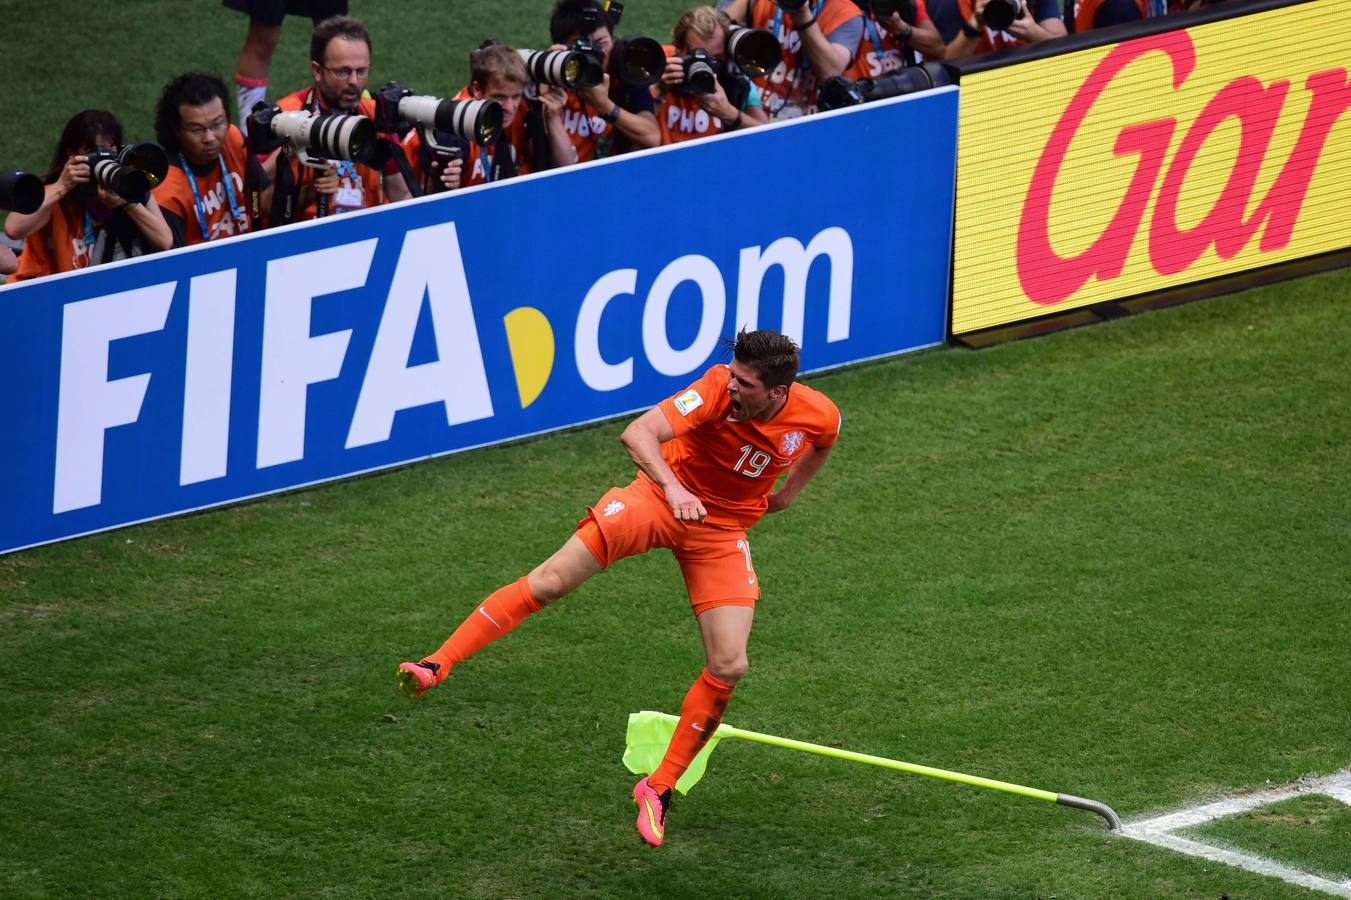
[224,0,349,130]
[397,329,840,848]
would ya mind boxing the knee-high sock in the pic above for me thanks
[648,668,736,794]
[424,577,542,671]
[235,74,268,135]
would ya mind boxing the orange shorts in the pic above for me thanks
[576,477,759,616]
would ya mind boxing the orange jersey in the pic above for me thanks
[276,89,385,219]
[748,0,863,118]
[6,198,137,282]
[846,1,932,80]
[559,90,619,163]
[153,125,255,245]
[654,89,728,145]
[956,0,1062,53]
[655,364,841,528]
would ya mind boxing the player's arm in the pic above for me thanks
[766,443,833,513]
[620,407,708,522]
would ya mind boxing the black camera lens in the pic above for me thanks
[572,40,607,88]
[611,36,666,87]
[725,25,780,78]
[683,49,718,96]
[0,171,43,214]
[982,0,1021,31]
[520,49,587,88]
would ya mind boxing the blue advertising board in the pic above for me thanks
[0,86,958,554]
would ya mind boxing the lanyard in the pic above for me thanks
[82,208,97,248]
[769,0,824,50]
[305,88,361,188]
[864,13,886,58]
[181,154,244,241]
[480,145,495,184]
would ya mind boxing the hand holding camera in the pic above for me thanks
[56,155,92,198]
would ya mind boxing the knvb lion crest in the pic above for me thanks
[780,431,804,456]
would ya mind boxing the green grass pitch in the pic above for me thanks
[3,267,1348,896]
[4,3,1351,896]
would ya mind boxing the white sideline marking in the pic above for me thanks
[1121,767,1351,898]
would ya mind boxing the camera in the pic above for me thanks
[83,143,169,205]
[815,61,952,111]
[519,48,594,89]
[982,0,1023,31]
[572,40,608,88]
[0,170,43,214]
[724,25,780,78]
[609,36,666,87]
[677,49,719,96]
[373,83,502,146]
[870,0,920,23]
[247,104,377,168]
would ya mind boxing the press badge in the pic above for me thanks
[333,187,364,213]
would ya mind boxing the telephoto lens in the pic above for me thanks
[725,25,780,77]
[519,49,587,88]
[682,49,718,95]
[982,0,1022,31]
[610,36,666,87]
[858,61,951,101]
[0,170,44,214]
[268,110,377,163]
[398,95,504,146]
[87,142,168,204]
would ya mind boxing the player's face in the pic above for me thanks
[727,360,785,421]
[473,76,525,124]
[177,98,229,166]
[314,36,371,112]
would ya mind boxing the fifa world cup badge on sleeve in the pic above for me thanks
[674,390,703,416]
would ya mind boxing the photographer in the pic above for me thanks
[929,0,1066,59]
[718,0,864,119]
[401,44,575,191]
[153,73,273,245]
[5,110,173,283]
[654,7,769,145]
[0,245,15,277]
[1074,0,1145,30]
[549,0,661,161]
[273,15,409,221]
[847,0,945,77]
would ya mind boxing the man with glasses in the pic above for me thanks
[274,15,409,221]
[153,73,274,245]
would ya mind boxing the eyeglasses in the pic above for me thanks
[181,119,229,138]
[323,65,370,81]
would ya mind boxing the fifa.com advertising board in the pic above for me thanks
[0,87,958,555]
[952,0,1351,334]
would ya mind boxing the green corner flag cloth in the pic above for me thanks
[622,711,725,796]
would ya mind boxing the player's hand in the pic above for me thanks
[536,84,567,118]
[766,490,793,513]
[314,164,340,196]
[659,56,685,93]
[666,485,707,522]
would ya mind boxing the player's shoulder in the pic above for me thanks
[786,380,841,431]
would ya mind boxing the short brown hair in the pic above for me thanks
[727,328,800,388]
[470,43,529,89]
[673,6,731,52]
[311,15,371,65]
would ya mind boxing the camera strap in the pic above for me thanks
[384,137,422,199]
[180,154,245,242]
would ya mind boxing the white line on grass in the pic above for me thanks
[1121,767,1351,898]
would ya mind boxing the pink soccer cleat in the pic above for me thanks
[396,659,445,699]
[632,777,672,847]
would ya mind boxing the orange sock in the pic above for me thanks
[424,577,541,671]
[648,668,736,794]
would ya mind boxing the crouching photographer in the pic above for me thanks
[153,73,273,245]
[545,0,661,161]
[654,7,770,145]
[719,0,864,120]
[847,0,945,77]
[396,42,575,192]
[5,110,174,283]
[930,0,1066,60]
